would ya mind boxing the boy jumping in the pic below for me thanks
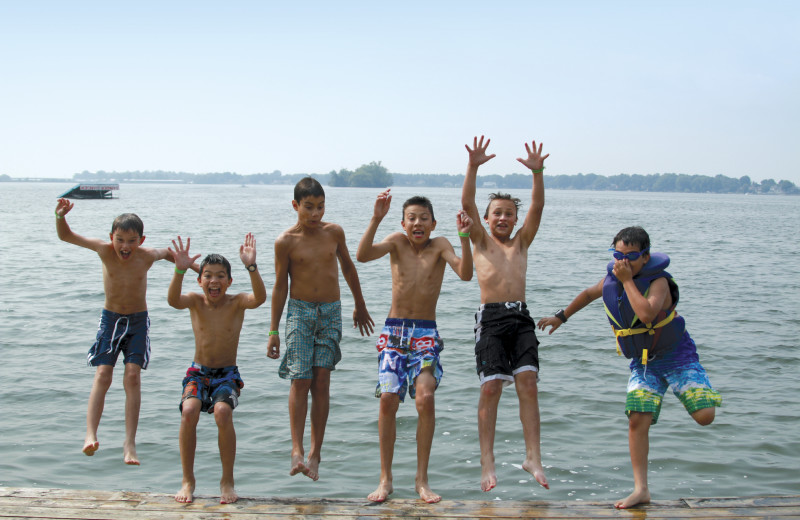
[537,226,721,509]
[357,190,473,503]
[461,136,550,492]
[267,177,374,481]
[55,198,188,464]
[168,234,267,504]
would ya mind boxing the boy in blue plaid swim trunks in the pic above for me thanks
[357,189,473,503]
[538,226,722,509]
[168,234,266,504]
[267,177,374,482]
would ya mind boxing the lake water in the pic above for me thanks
[1,182,799,502]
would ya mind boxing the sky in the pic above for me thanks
[1,1,798,183]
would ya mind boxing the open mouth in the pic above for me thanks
[412,230,424,238]
[209,287,221,298]
[119,250,131,259]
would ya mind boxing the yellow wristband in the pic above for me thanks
[174,268,187,275]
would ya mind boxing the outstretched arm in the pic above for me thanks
[337,227,374,336]
[267,237,289,359]
[441,210,474,280]
[167,236,201,310]
[149,247,200,273]
[54,198,107,252]
[356,189,396,263]
[239,232,267,309]
[462,136,495,245]
[537,278,603,334]
[516,140,549,248]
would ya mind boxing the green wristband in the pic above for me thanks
[269,330,279,336]
[530,167,545,174]
[458,231,470,237]
[174,267,187,275]
[55,211,63,219]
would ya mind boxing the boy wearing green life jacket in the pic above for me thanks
[537,226,721,510]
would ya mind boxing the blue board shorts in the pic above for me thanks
[279,299,342,380]
[375,318,443,402]
[180,362,244,413]
[626,360,722,424]
[474,302,539,386]
[87,309,150,369]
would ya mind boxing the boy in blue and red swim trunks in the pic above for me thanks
[357,189,474,503]
[168,233,266,504]
[537,226,722,509]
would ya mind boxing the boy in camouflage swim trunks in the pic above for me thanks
[168,234,266,504]
[357,190,473,503]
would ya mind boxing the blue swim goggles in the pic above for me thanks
[608,247,649,261]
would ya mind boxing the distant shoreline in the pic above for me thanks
[4,174,797,196]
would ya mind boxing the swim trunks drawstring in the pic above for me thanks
[505,301,523,311]
[107,316,130,356]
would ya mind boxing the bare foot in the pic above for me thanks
[289,452,308,477]
[367,481,393,502]
[522,459,549,489]
[175,481,195,503]
[480,464,497,492]
[415,482,441,504]
[220,480,238,504]
[123,443,140,465]
[82,439,99,456]
[305,455,320,481]
[615,488,651,509]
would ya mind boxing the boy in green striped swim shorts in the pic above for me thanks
[538,226,722,509]
[267,177,374,482]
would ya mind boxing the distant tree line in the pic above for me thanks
[3,166,797,194]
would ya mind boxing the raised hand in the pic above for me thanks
[612,259,633,283]
[239,232,257,266]
[168,236,201,272]
[516,140,549,172]
[55,198,74,217]
[456,209,473,235]
[373,189,392,220]
[465,135,496,167]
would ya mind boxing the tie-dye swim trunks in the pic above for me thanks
[375,318,443,402]
[626,359,722,424]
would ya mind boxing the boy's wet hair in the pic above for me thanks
[111,213,144,237]
[402,196,435,222]
[483,193,521,219]
[198,254,232,279]
[294,176,325,202]
[612,226,651,252]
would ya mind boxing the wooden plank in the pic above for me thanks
[1,488,799,520]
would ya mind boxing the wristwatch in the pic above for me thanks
[555,309,568,323]
[246,264,258,272]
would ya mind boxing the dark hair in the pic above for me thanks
[483,193,521,219]
[198,254,232,279]
[111,213,144,236]
[612,226,650,252]
[294,177,325,202]
[402,196,435,222]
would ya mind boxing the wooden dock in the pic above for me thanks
[1,487,798,519]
